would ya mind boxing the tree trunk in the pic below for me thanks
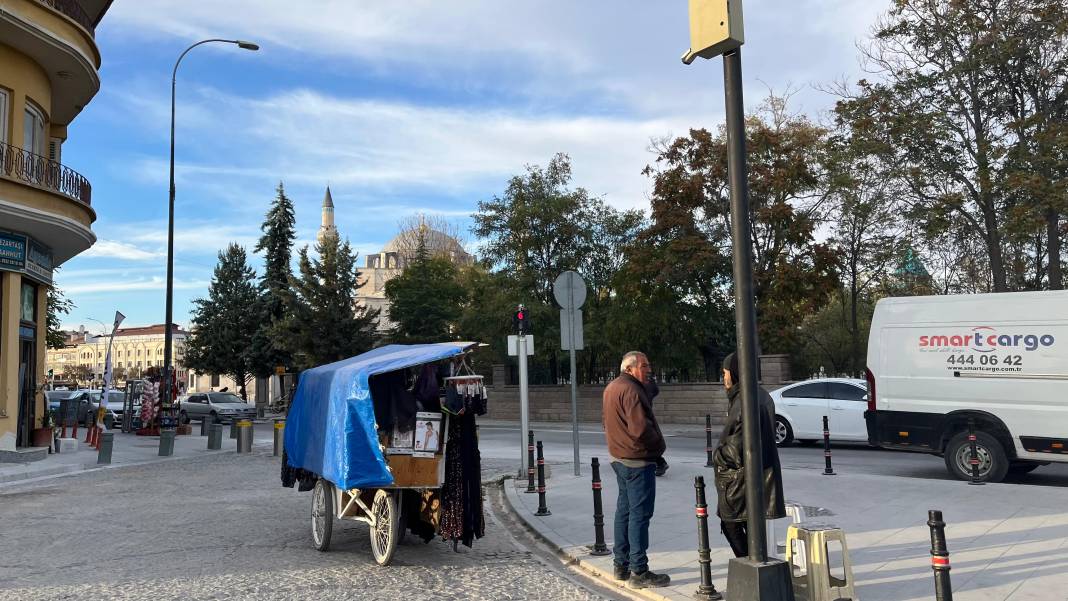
[1048,208,1063,290]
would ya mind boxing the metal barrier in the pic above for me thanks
[207,423,223,450]
[785,523,857,601]
[97,432,114,464]
[236,420,253,453]
[693,476,723,600]
[273,420,285,457]
[534,441,551,516]
[158,430,175,456]
[200,415,213,436]
[526,430,537,493]
[928,509,953,601]
[588,457,610,556]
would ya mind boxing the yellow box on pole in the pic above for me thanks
[682,0,745,64]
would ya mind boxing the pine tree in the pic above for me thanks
[248,182,296,378]
[184,244,261,399]
[283,234,378,369]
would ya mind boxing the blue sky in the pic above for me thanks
[57,0,886,332]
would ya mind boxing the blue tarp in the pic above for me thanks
[284,342,477,490]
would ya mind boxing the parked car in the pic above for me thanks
[769,378,868,446]
[178,392,256,424]
[99,390,138,426]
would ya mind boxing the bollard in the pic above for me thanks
[928,509,954,601]
[526,430,537,493]
[158,429,175,456]
[53,429,60,454]
[967,418,984,486]
[97,432,114,464]
[229,419,239,439]
[237,420,253,453]
[207,423,223,450]
[200,415,212,436]
[822,415,836,476]
[534,441,551,516]
[273,420,285,457]
[693,476,723,600]
[705,414,714,467]
[589,457,611,556]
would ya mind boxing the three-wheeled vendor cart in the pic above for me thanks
[282,342,485,566]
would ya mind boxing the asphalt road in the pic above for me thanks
[0,449,617,601]
[476,424,1068,487]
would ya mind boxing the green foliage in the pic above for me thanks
[248,182,297,377]
[46,280,74,350]
[384,233,466,343]
[184,244,261,399]
[281,234,379,369]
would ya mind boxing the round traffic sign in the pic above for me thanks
[553,271,587,310]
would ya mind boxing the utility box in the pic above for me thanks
[682,0,745,64]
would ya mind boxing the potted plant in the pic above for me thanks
[32,407,55,448]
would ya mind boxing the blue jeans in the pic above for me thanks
[611,461,657,573]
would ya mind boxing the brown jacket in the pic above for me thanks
[602,373,666,461]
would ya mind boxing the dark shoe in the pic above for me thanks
[628,569,671,589]
[613,564,630,581]
[655,462,669,477]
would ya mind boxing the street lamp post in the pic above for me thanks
[163,39,259,432]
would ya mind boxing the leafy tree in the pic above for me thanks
[637,95,838,367]
[282,234,378,369]
[46,278,74,350]
[384,232,466,343]
[64,363,91,385]
[248,182,296,377]
[184,244,261,399]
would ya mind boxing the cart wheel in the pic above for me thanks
[369,489,401,566]
[311,479,334,552]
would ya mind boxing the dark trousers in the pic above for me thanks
[611,462,657,573]
[721,520,748,558]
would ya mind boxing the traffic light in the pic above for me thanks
[512,304,530,335]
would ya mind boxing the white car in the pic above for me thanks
[769,378,868,446]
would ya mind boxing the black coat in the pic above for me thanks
[712,385,786,522]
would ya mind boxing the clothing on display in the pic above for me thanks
[442,375,487,416]
[437,409,485,548]
[280,448,318,492]
[370,369,418,433]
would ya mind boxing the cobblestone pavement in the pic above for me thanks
[0,450,610,601]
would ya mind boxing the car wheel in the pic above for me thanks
[944,430,1009,483]
[774,416,794,446]
[179,410,190,425]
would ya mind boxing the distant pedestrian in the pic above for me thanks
[644,375,669,477]
[602,351,670,589]
[712,352,786,558]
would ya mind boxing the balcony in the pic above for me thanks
[36,0,95,37]
[0,141,91,207]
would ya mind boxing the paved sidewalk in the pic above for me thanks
[0,426,275,486]
[505,457,1068,601]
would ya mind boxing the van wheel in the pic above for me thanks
[944,431,1009,483]
[774,416,794,446]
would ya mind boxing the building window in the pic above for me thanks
[210,374,220,387]
[0,88,9,145]
[23,102,46,156]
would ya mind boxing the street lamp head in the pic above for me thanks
[236,40,260,51]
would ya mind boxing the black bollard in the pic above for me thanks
[535,441,551,516]
[967,418,984,486]
[526,429,537,493]
[589,457,611,556]
[693,476,723,601]
[704,414,714,467]
[928,509,954,601]
[822,415,836,475]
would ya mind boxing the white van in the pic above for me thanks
[865,290,1068,482]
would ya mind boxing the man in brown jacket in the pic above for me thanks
[602,351,670,589]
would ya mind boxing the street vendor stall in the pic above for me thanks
[280,342,487,565]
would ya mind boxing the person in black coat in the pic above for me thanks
[712,352,786,558]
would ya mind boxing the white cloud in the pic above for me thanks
[62,276,209,296]
[81,239,163,261]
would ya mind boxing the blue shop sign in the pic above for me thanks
[0,232,26,270]
[0,230,54,285]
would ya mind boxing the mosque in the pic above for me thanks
[315,187,473,331]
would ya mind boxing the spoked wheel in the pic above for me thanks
[311,479,334,552]
[369,489,401,566]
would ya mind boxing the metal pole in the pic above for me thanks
[570,328,580,476]
[526,430,537,493]
[589,457,611,556]
[967,418,984,485]
[694,476,723,600]
[705,413,714,467]
[723,48,767,563]
[928,509,954,601]
[535,441,551,516]
[822,415,836,475]
[518,333,530,475]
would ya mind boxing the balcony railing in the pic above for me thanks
[36,0,94,37]
[0,141,92,207]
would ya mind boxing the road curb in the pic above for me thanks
[500,478,674,601]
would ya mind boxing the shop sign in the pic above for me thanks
[25,240,54,285]
[0,232,26,270]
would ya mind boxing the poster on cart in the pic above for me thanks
[414,412,442,454]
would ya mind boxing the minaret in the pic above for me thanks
[317,186,338,245]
